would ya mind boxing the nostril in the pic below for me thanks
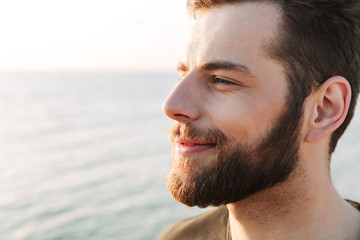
[173,113,192,120]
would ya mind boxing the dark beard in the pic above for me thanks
[167,100,303,208]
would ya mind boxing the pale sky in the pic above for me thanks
[0,0,190,73]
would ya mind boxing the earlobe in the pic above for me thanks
[305,76,351,142]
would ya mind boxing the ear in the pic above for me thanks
[305,76,351,142]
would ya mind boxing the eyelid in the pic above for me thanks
[211,76,239,85]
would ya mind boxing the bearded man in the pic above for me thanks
[158,0,360,239]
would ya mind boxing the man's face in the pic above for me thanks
[163,3,303,207]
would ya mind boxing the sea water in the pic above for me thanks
[0,73,359,240]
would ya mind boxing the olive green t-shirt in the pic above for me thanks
[157,200,360,240]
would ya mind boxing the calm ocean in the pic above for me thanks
[0,73,359,240]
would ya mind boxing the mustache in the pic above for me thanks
[169,122,227,146]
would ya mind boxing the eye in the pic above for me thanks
[210,76,236,85]
[209,76,243,92]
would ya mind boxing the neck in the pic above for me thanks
[227,160,360,240]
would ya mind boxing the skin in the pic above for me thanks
[163,2,360,240]
[166,3,288,170]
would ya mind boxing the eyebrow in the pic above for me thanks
[177,61,188,73]
[177,60,253,76]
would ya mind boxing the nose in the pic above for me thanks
[162,75,201,122]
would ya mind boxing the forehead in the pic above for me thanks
[184,2,282,68]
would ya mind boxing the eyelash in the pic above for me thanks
[177,75,240,87]
[210,76,236,85]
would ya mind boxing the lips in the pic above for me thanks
[174,137,216,156]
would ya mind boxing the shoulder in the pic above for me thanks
[157,206,229,240]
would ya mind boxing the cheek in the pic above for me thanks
[205,94,282,142]
[217,112,264,142]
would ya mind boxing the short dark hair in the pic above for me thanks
[187,0,360,154]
